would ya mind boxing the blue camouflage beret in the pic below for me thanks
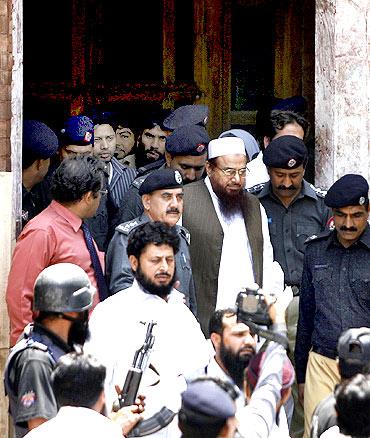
[163,105,209,130]
[23,120,59,158]
[165,125,209,157]
[61,115,94,145]
[139,168,183,195]
[263,135,308,169]
[180,379,236,425]
[325,174,369,208]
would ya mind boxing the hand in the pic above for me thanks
[109,405,143,435]
[261,287,292,325]
[298,383,305,407]
[113,386,146,414]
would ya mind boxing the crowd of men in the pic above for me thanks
[3,101,370,438]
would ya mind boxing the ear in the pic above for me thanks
[82,190,95,206]
[263,136,270,149]
[129,255,139,273]
[210,332,221,350]
[141,194,151,211]
[205,161,213,177]
[164,151,172,166]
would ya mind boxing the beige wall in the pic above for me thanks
[315,0,370,189]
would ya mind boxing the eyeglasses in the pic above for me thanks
[215,166,248,178]
[99,189,108,196]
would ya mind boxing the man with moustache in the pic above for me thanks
[295,174,370,438]
[4,263,95,438]
[118,124,209,223]
[182,137,284,335]
[106,168,197,314]
[87,222,209,438]
[251,135,330,437]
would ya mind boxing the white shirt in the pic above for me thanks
[204,177,284,309]
[86,280,210,438]
[245,151,270,189]
[24,406,122,438]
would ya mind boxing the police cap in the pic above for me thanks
[180,378,236,425]
[163,104,208,130]
[61,115,94,146]
[337,328,370,378]
[324,174,369,208]
[165,125,209,157]
[263,135,308,169]
[23,120,59,159]
[138,168,183,196]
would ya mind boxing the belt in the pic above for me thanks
[312,345,337,360]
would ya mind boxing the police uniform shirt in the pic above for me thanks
[295,225,370,384]
[5,324,71,438]
[253,180,330,286]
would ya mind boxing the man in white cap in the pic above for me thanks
[183,137,284,335]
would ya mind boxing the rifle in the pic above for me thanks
[118,320,176,437]
[118,320,156,408]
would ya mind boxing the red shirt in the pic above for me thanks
[6,200,104,345]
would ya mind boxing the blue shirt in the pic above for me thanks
[295,225,370,383]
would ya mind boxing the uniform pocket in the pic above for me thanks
[351,268,370,300]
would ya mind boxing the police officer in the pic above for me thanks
[4,263,94,438]
[118,124,209,223]
[249,135,330,437]
[178,377,237,438]
[106,168,197,314]
[295,174,370,438]
[162,104,209,130]
[21,120,59,228]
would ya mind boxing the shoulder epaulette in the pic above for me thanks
[246,182,267,194]
[305,229,331,244]
[116,219,140,235]
[131,175,148,189]
[310,183,327,198]
[178,226,191,245]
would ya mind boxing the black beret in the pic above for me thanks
[139,168,183,195]
[180,379,236,425]
[165,125,209,156]
[324,174,369,208]
[263,135,308,169]
[61,115,94,145]
[163,105,208,130]
[23,120,59,158]
[272,96,308,115]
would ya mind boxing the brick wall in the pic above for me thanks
[0,0,11,172]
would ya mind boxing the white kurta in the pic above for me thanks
[24,406,122,438]
[245,151,270,189]
[204,177,284,310]
[86,280,210,438]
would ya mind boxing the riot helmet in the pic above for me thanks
[33,263,95,313]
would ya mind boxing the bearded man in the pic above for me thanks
[183,137,284,335]
[86,221,209,438]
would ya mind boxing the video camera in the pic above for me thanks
[236,284,288,349]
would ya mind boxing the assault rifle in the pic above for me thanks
[118,321,176,437]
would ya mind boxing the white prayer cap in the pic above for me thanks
[207,137,246,159]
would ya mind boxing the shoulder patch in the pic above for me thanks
[246,182,266,195]
[178,226,191,245]
[310,183,327,198]
[116,220,139,235]
[132,175,148,189]
[304,230,332,244]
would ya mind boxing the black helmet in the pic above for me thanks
[337,327,370,378]
[33,263,95,313]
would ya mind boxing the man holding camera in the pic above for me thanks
[200,288,292,437]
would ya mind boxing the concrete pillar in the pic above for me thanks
[315,0,370,189]
[0,0,22,436]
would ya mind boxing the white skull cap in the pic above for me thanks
[208,137,246,159]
